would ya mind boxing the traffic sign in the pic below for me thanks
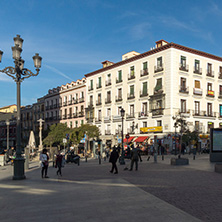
[63,138,67,144]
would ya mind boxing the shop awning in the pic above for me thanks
[123,137,135,143]
[134,136,149,143]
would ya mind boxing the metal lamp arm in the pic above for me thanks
[0,67,17,81]
[21,68,40,81]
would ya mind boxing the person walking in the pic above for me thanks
[109,147,119,174]
[129,145,139,171]
[40,148,49,178]
[55,151,63,176]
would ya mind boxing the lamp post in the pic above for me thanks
[120,108,125,165]
[0,35,42,180]
[6,119,10,161]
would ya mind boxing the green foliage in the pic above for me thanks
[43,123,70,146]
[43,123,100,147]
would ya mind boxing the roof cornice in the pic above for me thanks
[85,42,222,78]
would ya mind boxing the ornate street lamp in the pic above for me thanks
[0,34,42,180]
[6,119,10,161]
[120,108,125,165]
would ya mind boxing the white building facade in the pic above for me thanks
[85,40,222,146]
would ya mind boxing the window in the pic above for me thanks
[81,120,84,125]
[157,120,162,126]
[195,121,199,131]
[75,121,78,128]
[207,83,212,91]
[90,79,93,90]
[208,122,214,132]
[207,63,212,74]
[143,62,148,70]
[118,70,122,81]
[90,95,93,105]
[107,91,111,102]
[220,66,222,74]
[130,85,134,95]
[118,88,122,99]
[194,60,200,71]
[142,82,148,95]
[154,78,162,92]
[98,93,101,104]
[219,105,222,117]
[207,103,212,116]
[130,105,134,117]
[195,80,200,88]
[98,77,102,88]
[180,56,186,67]
[70,121,72,128]
[69,107,72,116]
[195,101,200,115]
[107,108,111,117]
[181,99,186,113]
[157,57,162,67]
[220,85,222,96]
[98,110,102,120]
[130,66,135,76]
[143,122,147,127]
[157,100,162,109]
[142,102,148,115]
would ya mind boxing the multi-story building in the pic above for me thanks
[85,40,222,146]
[21,105,34,146]
[45,78,86,129]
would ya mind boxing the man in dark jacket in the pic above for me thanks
[129,145,139,171]
[109,147,119,174]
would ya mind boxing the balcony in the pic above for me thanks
[79,111,84,117]
[140,69,148,77]
[113,115,122,122]
[96,100,102,106]
[53,116,58,120]
[179,86,189,94]
[154,65,164,73]
[86,117,94,123]
[73,113,78,118]
[206,70,214,78]
[115,129,121,135]
[95,117,102,123]
[63,114,67,120]
[79,97,85,103]
[63,101,67,106]
[53,104,58,109]
[105,79,112,86]
[193,110,216,118]
[116,78,122,84]
[193,67,202,75]
[140,90,148,97]
[126,113,135,119]
[151,108,164,116]
[96,83,102,89]
[105,98,112,104]
[127,93,135,100]
[179,63,189,72]
[104,116,111,123]
[128,72,135,80]
[88,86,93,91]
[138,111,148,118]
[73,99,78,104]
[219,72,222,79]
[68,100,72,105]
[193,88,203,96]
[115,96,122,102]
[206,90,215,97]
[178,110,190,117]
[105,130,111,135]
[49,105,53,109]
[218,93,222,99]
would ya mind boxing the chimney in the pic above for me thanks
[155,40,169,48]
[101,60,114,68]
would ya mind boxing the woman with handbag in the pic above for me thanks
[40,148,49,178]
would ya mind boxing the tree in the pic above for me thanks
[43,123,70,147]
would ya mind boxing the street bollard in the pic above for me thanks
[154,152,157,163]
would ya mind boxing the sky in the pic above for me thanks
[0,0,222,107]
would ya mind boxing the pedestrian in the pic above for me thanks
[161,145,165,160]
[102,150,106,161]
[109,147,119,174]
[40,148,49,178]
[136,145,142,162]
[55,151,63,176]
[129,145,139,171]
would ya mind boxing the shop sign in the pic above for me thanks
[140,126,162,133]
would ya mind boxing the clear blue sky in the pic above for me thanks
[0,0,222,107]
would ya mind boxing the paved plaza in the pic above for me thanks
[0,154,221,222]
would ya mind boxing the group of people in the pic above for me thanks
[39,149,64,178]
[109,144,142,174]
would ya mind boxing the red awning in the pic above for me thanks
[123,137,135,143]
[134,136,149,143]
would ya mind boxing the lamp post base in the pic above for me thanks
[13,157,26,180]
[119,156,125,165]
